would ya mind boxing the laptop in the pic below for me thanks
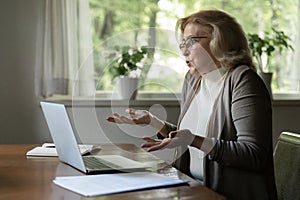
[40,101,147,174]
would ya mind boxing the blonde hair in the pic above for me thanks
[176,9,255,71]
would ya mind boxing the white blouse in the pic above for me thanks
[179,67,226,181]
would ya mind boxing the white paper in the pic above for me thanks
[26,146,58,157]
[26,143,94,157]
[53,172,188,197]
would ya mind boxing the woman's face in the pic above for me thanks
[181,23,220,76]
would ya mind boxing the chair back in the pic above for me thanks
[273,131,300,200]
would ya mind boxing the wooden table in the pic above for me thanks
[0,144,225,200]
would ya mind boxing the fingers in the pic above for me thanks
[141,137,160,151]
[106,115,122,123]
[106,113,134,124]
[141,137,159,148]
[168,131,177,138]
[116,113,136,124]
[110,113,124,124]
[126,108,136,115]
[126,108,145,118]
[132,117,149,125]
[106,117,116,123]
[126,109,150,125]
[141,137,171,152]
[142,137,156,142]
[106,109,149,125]
[168,129,195,147]
[148,138,171,152]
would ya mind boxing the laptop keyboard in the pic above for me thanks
[83,156,120,170]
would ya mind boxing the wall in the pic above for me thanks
[0,0,50,143]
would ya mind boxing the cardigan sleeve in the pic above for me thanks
[156,121,177,139]
[208,67,273,171]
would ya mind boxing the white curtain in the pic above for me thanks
[36,0,95,97]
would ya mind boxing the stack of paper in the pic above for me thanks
[53,172,188,197]
[26,143,94,157]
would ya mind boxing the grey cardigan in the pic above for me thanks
[161,66,278,200]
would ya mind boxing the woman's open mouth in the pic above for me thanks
[186,60,197,74]
[186,60,192,67]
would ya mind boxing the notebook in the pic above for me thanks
[40,101,147,174]
[26,143,93,157]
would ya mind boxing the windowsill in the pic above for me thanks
[41,92,300,107]
[272,93,300,106]
[41,92,181,107]
[273,92,300,100]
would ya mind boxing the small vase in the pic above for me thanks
[115,77,139,100]
[258,72,273,99]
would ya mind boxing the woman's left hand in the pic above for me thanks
[141,129,195,152]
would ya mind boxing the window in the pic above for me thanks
[89,0,299,95]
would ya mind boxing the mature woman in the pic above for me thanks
[107,9,278,200]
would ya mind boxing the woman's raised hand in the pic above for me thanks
[107,108,166,132]
[106,108,152,125]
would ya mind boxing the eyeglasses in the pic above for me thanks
[179,36,208,51]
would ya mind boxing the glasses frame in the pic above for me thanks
[179,36,208,51]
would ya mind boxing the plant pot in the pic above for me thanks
[258,72,273,99]
[115,77,139,100]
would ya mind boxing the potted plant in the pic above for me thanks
[248,28,293,96]
[109,45,148,100]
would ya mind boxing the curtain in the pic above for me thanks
[35,0,95,97]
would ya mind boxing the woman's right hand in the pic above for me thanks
[106,108,165,132]
[106,108,151,125]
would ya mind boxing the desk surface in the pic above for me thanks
[0,144,225,200]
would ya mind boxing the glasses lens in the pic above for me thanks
[179,38,197,51]
[179,39,187,50]
[185,38,194,49]
[179,42,185,50]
